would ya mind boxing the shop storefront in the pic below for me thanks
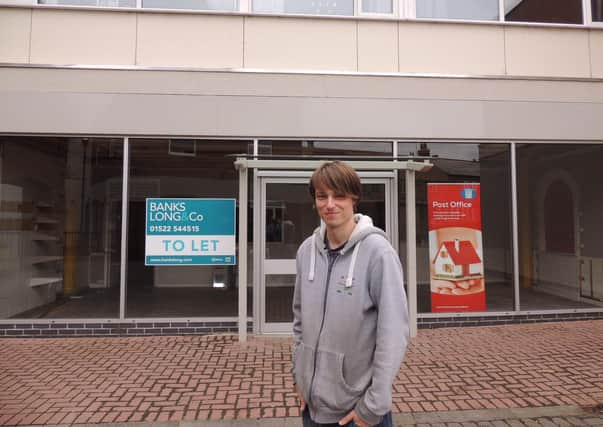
[1,133,602,338]
[2,0,603,337]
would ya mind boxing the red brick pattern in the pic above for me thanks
[0,320,601,426]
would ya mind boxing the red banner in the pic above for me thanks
[427,183,486,312]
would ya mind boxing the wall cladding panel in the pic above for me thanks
[357,21,398,73]
[244,16,357,71]
[398,22,505,75]
[136,13,244,68]
[591,30,603,79]
[3,68,603,102]
[0,8,31,63]
[30,9,136,65]
[505,27,590,78]
[1,88,603,140]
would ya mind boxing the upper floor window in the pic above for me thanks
[416,0,499,21]
[593,0,603,21]
[143,0,236,10]
[362,0,392,13]
[252,0,354,15]
[39,0,136,7]
[504,0,583,24]
[252,0,392,15]
[35,0,599,24]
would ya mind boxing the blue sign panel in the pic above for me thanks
[145,198,236,266]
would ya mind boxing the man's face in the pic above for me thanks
[314,186,356,230]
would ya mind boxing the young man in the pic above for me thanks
[292,161,410,427]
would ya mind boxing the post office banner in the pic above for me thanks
[145,198,236,266]
[427,183,486,312]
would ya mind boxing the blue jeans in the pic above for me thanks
[302,407,393,427]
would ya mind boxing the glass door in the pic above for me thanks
[257,172,396,334]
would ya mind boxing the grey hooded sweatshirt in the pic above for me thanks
[292,214,409,426]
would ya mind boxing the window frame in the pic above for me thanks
[503,0,585,25]
[357,0,397,17]
[32,0,603,26]
[411,0,501,22]
[586,0,603,25]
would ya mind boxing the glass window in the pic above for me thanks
[416,0,499,21]
[252,0,354,16]
[594,0,603,21]
[398,143,514,314]
[258,140,392,157]
[142,0,236,11]
[126,139,252,318]
[517,144,603,310]
[0,136,123,319]
[544,181,575,253]
[504,0,583,24]
[362,0,392,14]
[263,179,388,326]
[39,0,136,7]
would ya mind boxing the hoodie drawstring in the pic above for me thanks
[308,214,379,285]
[308,234,316,282]
[308,235,360,288]
[345,242,360,288]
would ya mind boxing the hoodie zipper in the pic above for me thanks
[307,249,339,406]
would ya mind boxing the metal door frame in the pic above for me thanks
[235,157,433,342]
[254,170,398,334]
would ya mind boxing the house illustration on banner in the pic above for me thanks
[433,239,483,280]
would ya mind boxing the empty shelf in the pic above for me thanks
[31,233,59,241]
[31,256,63,264]
[35,217,59,224]
[29,277,62,287]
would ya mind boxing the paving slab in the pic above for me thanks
[180,422,236,427]
[550,417,573,427]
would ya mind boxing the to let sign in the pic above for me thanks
[145,198,236,266]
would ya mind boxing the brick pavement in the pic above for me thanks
[0,320,601,426]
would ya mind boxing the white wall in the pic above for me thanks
[0,7,30,63]
[505,27,591,78]
[1,6,602,79]
[137,13,243,68]
[1,67,603,140]
[30,9,137,65]
[398,22,505,75]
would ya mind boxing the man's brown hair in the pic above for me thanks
[309,161,362,207]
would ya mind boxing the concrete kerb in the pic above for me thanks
[392,413,416,425]
[414,408,513,423]
[29,406,601,427]
[508,405,586,418]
